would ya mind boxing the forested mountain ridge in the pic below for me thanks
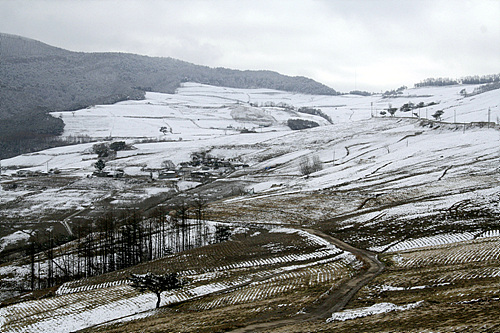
[0,33,337,159]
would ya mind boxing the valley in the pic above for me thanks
[0,82,499,332]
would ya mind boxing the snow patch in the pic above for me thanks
[327,301,424,322]
[369,232,476,253]
[0,230,31,252]
[269,228,338,250]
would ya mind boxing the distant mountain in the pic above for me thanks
[0,33,337,159]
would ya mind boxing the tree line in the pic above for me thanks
[414,73,500,88]
[19,199,231,292]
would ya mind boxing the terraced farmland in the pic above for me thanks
[325,236,500,333]
[234,235,500,333]
[0,228,360,333]
[392,236,500,269]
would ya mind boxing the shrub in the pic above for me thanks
[299,155,323,176]
[287,118,320,130]
[109,141,127,151]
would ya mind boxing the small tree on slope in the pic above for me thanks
[129,272,184,308]
[94,159,106,172]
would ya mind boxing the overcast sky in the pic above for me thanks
[1,0,498,92]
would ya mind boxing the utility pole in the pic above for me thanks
[488,107,491,128]
[354,69,357,91]
[371,102,373,118]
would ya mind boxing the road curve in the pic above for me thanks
[228,228,385,333]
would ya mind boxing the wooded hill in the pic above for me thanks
[0,33,337,159]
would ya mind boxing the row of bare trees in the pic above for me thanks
[21,198,230,291]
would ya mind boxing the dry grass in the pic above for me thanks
[89,235,500,333]
[3,180,499,332]
[2,228,355,333]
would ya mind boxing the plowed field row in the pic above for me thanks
[194,260,349,311]
[393,237,500,269]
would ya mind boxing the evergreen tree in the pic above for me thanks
[94,159,105,172]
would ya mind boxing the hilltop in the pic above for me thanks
[0,33,336,159]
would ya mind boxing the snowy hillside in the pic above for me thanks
[1,82,497,172]
[50,82,499,141]
[0,82,499,333]
[0,82,499,234]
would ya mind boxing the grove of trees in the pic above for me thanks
[16,199,229,293]
[297,107,333,124]
[299,155,323,176]
[287,118,320,130]
[414,74,500,88]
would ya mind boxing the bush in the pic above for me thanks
[92,143,109,158]
[299,155,323,176]
[109,141,127,151]
[287,118,320,130]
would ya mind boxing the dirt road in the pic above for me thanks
[227,228,385,333]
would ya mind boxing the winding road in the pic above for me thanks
[228,228,385,333]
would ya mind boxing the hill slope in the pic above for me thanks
[0,83,499,332]
[0,33,336,159]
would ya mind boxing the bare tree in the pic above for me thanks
[299,155,323,176]
[129,272,184,308]
[192,197,207,247]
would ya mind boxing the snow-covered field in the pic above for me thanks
[1,81,499,268]
[1,83,498,179]
[50,83,499,141]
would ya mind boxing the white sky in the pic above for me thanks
[0,0,498,92]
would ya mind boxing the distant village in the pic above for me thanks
[3,142,249,192]
[93,149,249,184]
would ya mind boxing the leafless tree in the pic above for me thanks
[129,272,184,308]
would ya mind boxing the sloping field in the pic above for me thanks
[0,83,499,332]
[0,228,360,333]
[237,236,500,333]
[327,236,500,333]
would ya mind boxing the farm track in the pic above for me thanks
[227,229,385,333]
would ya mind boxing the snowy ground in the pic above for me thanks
[1,82,499,250]
[0,83,499,332]
[327,301,424,322]
[2,82,498,175]
[0,228,356,333]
